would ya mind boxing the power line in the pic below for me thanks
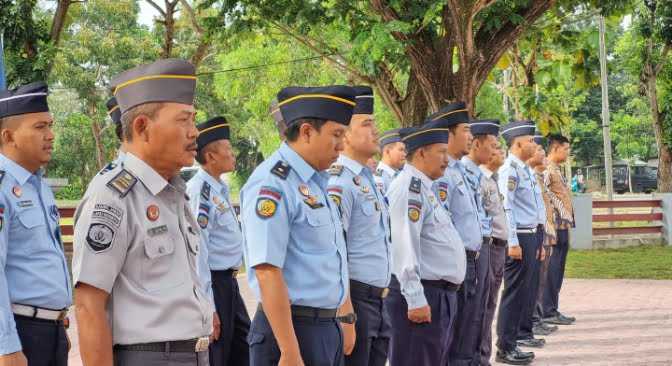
[196,54,334,76]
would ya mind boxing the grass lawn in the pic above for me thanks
[565,245,672,280]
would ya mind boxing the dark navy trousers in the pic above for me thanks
[496,230,542,352]
[387,276,457,366]
[248,307,343,366]
[209,270,250,366]
[518,229,544,340]
[480,238,507,366]
[448,240,491,366]
[542,229,570,318]
[344,280,391,366]
[15,315,68,366]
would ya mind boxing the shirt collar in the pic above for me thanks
[0,153,39,185]
[194,168,225,194]
[123,152,171,196]
[377,161,397,175]
[338,154,366,176]
[509,153,526,168]
[278,142,319,183]
[405,163,434,189]
[461,156,481,175]
[480,165,494,178]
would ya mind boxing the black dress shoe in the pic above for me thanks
[557,312,576,322]
[496,349,534,365]
[513,347,535,359]
[517,337,546,348]
[533,322,558,336]
[544,314,574,325]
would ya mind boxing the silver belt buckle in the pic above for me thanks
[195,337,210,352]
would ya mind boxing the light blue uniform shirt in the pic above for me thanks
[0,155,72,354]
[436,157,483,251]
[497,154,545,247]
[462,156,492,237]
[388,164,466,310]
[374,162,398,194]
[186,169,243,299]
[241,143,348,309]
[327,155,391,288]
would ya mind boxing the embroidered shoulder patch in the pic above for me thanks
[201,181,211,201]
[86,223,115,253]
[408,199,422,222]
[438,181,448,202]
[508,176,517,192]
[511,160,519,169]
[106,169,137,198]
[409,177,421,194]
[329,164,344,176]
[271,160,291,179]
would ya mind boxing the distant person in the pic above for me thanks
[374,128,406,193]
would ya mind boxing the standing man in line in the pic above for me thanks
[73,59,214,366]
[327,86,392,366]
[495,121,542,365]
[374,128,405,193]
[526,137,559,338]
[186,116,250,366]
[241,86,355,366]
[542,134,576,326]
[460,119,500,364]
[0,82,72,366]
[386,125,466,366]
[430,102,484,366]
[478,139,509,366]
[516,134,548,349]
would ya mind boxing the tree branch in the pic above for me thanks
[49,0,73,46]
[179,0,203,34]
[655,43,671,76]
[473,0,555,92]
[145,0,166,17]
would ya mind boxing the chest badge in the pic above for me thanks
[146,204,160,221]
[12,186,22,197]
[298,184,311,197]
[353,176,361,186]
[361,185,370,194]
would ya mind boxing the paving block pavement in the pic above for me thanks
[66,278,672,366]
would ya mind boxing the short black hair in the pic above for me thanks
[115,123,123,141]
[548,134,570,148]
[284,118,328,142]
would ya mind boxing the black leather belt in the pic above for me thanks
[421,279,461,291]
[483,236,493,246]
[350,279,389,299]
[114,337,209,353]
[213,268,239,278]
[466,250,479,260]
[257,304,338,319]
[492,238,508,247]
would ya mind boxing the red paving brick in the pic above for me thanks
[67,278,672,365]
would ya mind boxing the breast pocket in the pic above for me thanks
[296,208,334,254]
[359,199,376,217]
[16,208,48,253]
[142,235,186,293]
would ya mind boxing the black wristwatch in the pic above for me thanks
[338,312,357,324]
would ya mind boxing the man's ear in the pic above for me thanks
[133,115,151,142]
[298,122,314,143]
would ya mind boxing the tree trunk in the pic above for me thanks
[88,104,106,170]
[160,0,179,59]
[645,75,672,192]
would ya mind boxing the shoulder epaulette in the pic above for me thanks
[409,177,421,194]
[99,162,117,175]
[0,170,5,186]
[200,181,211,201]
[106,169,137,198]
[511,160,519,169]
[329,164,344,176]
[374,168,383,177]
[271,160,291,180]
